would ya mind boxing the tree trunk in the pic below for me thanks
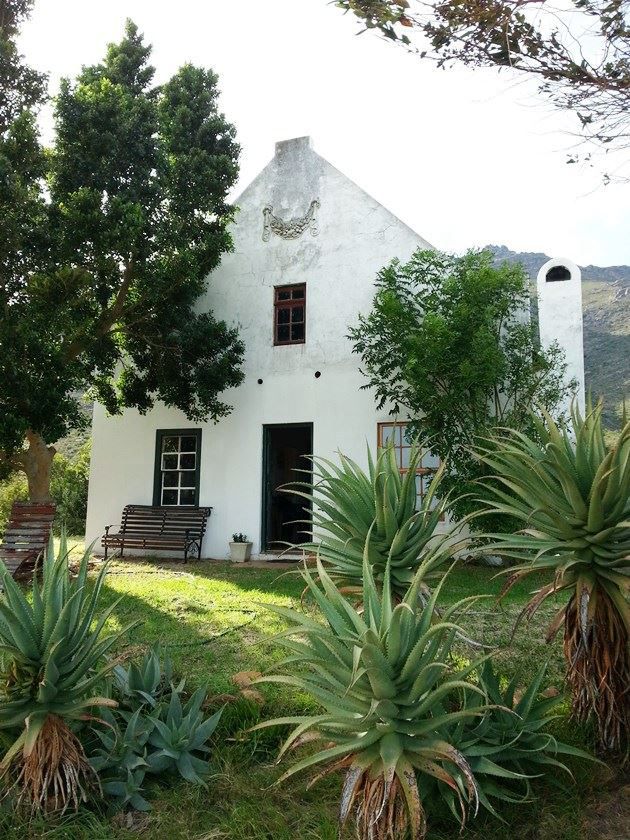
[18,430,56,502]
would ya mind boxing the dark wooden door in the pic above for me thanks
[262,423,312,552]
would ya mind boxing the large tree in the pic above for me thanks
[350,249,571,523]
[336,1,630,167]
[0,13,244,501]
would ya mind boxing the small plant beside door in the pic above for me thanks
[229,533,252,563]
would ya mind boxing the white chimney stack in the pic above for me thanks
[536,257,586,417]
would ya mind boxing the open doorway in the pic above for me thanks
[262,423,312,552]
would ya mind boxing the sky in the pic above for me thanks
[18,0,630,266]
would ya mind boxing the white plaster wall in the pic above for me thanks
[536,257,586,415]
[86,137,431,557]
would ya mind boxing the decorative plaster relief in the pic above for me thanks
[262,199,320,241]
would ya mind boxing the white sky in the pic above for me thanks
[18,0,630,266]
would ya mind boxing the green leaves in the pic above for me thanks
[349,248,571,527]
[476,400,630,754]
[145,688,222,785]
[290,443,459,601]
[256,557,488,837]
[0,533,137,740]
[1,18,244,474]
[476,401,630,610]
[423,659,597,823]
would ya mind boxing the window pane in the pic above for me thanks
[423,452,440,470]
[402,425,413,445]
[163,471,178,488]
[292,287,305,299]
[180,453,196,471]
[180,436,197,452]
[292,306,304,323]
[277,307,290,324]
[276,324,290,342]
[401,447,411,469]
[380,424,395,445]
[162,453,178,470]
[162,489,178,506]
[277,289,291,301]
[162,436,179,453]
[179,489,196,506]
[291,323,305,342]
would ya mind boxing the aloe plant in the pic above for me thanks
[0,533,137,812]
[255,555,487,840]
[289,443,464,601]
[146,687,222,785]
[424,660,596,821]
[113,647,178,710]
[89,708,152,813]
[476,401,630,756]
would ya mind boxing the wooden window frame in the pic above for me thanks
[153,429,202,507]
[273,283,306,346]
[377,422,442,514]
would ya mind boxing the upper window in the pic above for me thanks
[377,422,441,511]
[153,430,201,506]
[274,284,306,345]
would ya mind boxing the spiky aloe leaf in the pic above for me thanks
[475,399,630,756]
[254,557,488,839]
[0,531,140,810]
[285,442,466,602]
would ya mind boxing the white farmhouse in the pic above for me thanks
[85,137,584,559]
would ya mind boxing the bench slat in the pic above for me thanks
[0,502,55,580]
[102,504,212,561]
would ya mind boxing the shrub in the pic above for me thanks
[50,441,91,535]
[425,660,595,822]
[0,533,135,813]
[476,401,630,756]
[0,440,90,536]
[86,647,223,813]
[255,556,488,840]
[289,443,464,602]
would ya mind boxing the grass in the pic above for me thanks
[2,539,621,839]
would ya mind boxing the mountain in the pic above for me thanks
[488,245,630,428]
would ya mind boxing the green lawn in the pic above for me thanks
[2,542,621,840]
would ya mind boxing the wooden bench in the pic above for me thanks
[0,502,56,576]
[102,505,212,562]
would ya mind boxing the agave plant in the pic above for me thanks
[476,401,630,756]
[89,708,152,813]
[0,533,137,812]
[146,687,222,785]
[424,660,596,821]
[289,443,464,601]
[254,554,487,839]
[113,646,178,711]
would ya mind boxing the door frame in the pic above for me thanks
[261,422,313,552]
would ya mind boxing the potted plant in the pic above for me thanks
[229,533,252,563]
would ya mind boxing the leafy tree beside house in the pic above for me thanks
[0,9,244,502]
[350,249,571,524]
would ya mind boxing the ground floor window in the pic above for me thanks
[153,429,201,506]
[377,422,441,510]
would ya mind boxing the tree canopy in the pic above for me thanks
[336,1,630,170]
[0,16,244,499]
[349,249,572,523]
